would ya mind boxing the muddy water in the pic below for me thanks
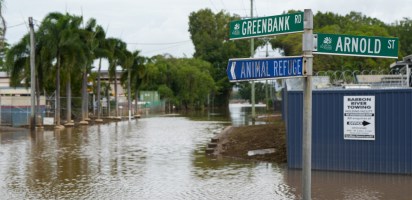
[0,110,411,199]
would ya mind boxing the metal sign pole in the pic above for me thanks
[302,9,313,200]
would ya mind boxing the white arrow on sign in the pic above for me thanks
[231,62,236,80]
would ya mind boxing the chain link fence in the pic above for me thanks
[0,96,45,127]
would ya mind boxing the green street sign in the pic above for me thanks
[314,33,398,59]
[229,12,304,40]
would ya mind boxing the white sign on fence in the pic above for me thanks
[43,117,54,125]
[343,96,375,140]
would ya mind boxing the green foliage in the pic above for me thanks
[188,9,256,106]
[389,18,412,58]
[237,82,266,103]
[6,34,30,86]
[0,42,9,71]
[270,11,403,72]
[141,55,215,110]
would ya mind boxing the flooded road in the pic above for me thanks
[1,107,411,199]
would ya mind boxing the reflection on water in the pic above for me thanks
[286,169,412,200]
[0,111,411,199]
[0,118,293,199]
[229,104,268,126]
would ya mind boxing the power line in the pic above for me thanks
[220,0,227,11]
[208,0,218,12]
[6,22,25,29]
[241,0,248,17]
[140,42,190,55]
[127,40,191,46]
[254,0,259,18]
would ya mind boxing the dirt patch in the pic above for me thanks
[213,119,286,163]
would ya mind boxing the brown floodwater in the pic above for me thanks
[0,107,411,199]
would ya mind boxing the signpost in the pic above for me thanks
[302,9,313,200]
[227,8,398,200]
[227,10,311,200]
[226,56,304,82]
[229,12,304,40]
[314,33,399,58]
[343,96,375,140]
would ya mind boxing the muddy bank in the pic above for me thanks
[213,119,286,163]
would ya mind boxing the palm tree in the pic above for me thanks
[80,18,108,123]
[6,31,52,126]
[122,50,146,115]
[105,38,126,118]
[62,15,86,125]
[0,0,6,49]
[119,48,133,119]
[37,12,85,128]
[7,12,114,127]
[6,34,30,86]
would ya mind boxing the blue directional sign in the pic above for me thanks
[226,56,304,82]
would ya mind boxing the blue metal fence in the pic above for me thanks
[1,106,45,127]
[285,89,412,174]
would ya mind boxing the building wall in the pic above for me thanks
[285,89,412,174]
[1,88,46,127]
[0,72,9,87]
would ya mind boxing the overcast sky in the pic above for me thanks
[3,0,411,58]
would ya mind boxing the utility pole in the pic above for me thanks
[265,38,269,111]
[250,0,256,122]
[29,17,36,131]
[302,9,314,200]
[128,68,132,121]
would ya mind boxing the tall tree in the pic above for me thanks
[131,51,146,114]
[188,9,251,106]
[105,37,126,118]
[390,18,412,57]
[61,14,85,125]
[120,50,146,115]
[36,12,85,127]
[140,55,215,110]
[119,48,133,118]
[0,0,6,49]
[81,18,109,122]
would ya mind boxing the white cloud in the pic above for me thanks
[4,0,410,58]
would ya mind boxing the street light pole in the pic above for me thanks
[29,17,36,131]
[250,0,256,122]
[265,38,269,111]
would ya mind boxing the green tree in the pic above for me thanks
[0,0,6,50]
[188,9,252,106]
[119,48,133,117]
[139,55,215,110]
[119,50,148,115]
[6,30,52,122]
[389,18,412,57]
[60,15,86,125]
[36,12,86,127]
[82,19,109,121]
[270,11,394,72]
[6,34,30,86]
[105,37,126,117]
[237,82,266,103]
